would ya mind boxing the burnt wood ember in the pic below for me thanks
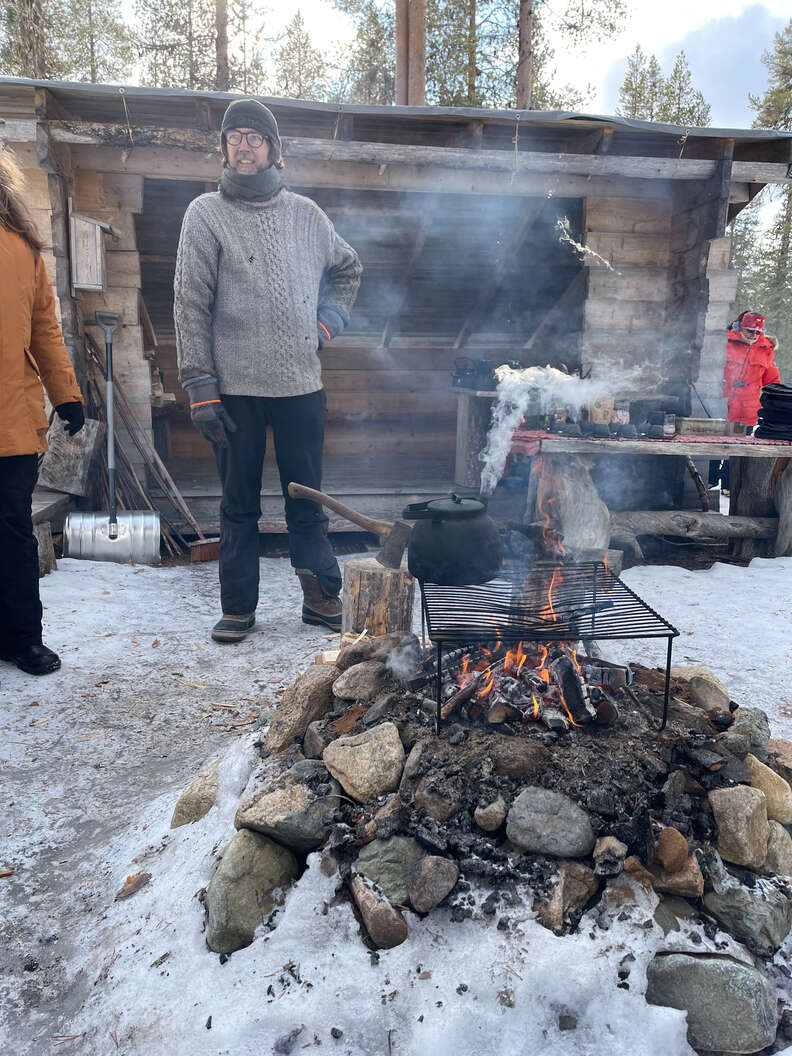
[551,654,596,725]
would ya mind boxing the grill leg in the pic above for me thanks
[435,641,443,734]
[660,637,673,731]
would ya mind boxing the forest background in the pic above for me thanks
[1,0,791,373]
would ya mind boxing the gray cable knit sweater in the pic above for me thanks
[174,189,362,397]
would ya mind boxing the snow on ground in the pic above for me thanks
[1,554,791,1055]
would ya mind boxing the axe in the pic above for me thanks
[287,483,412,570]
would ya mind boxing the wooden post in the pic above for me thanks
[408,0,426,106]
[774,460,792,557]
[729,456,777,560]
[342,557,415,636]
[395,0,409,106]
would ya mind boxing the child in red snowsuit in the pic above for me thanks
[723,311,780,426]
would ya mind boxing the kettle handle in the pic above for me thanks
[402,500,434,520]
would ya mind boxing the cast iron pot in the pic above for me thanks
[402,494,502,585]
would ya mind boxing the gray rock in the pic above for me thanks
[302,720,329,760]
[653,896,695,936]
[646,953,778,1053]
[332,661,388,702]
[266,665,339,753]
[717,729,753,760]
[709,786,768,869]
[506,787,595,858]
[408,856,459,913]
[205,829,298,954]
[399,741,426,792]
[474,795,507,832]
[730,707,771,763]
[703,883,792,957]
[763,821,792,877]
[336,633,407,672]
[687,672,731,713]
[593,835,628,877]
[414,774,460,822]
[349,874,408,949]
[234,760,342,853]
[745,753,792,824]
[363,692,398,726]
[535,860,600,933]
[170,760,219,828]
[355,835,425,905]
[323,722,405,803]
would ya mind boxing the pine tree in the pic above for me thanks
[738,20,792,375]
[273,10,326,100]
[229,0,268,95]
[136,0,216,90]
[339,0,394,105]
[0,0,69,78]
[60,0,134,82]
[657,51,711,126]
[617,44,647,119]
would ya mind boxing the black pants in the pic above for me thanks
[214,391,341,615]
[0,454,42,651]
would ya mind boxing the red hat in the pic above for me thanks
[741,312,765,331]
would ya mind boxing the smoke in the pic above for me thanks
[479,363,653,496]
[555,217,620,274]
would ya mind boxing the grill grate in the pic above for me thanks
[418,562,678,730]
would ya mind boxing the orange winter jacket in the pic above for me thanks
[0,227,82,456]
[723,331,780,426]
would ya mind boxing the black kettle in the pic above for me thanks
[402,494,502,585]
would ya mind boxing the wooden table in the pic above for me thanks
[510,430,792,461]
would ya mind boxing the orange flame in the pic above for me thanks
[531,693,540,719]
[476,673,495,698]
[515,642,527,676]
[559,692,582,728]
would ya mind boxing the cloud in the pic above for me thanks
[602,4,787,129]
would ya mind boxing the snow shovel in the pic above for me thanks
[63,312,161,565]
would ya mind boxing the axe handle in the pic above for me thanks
[288,482,393,537]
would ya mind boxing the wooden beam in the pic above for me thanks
[527,435,792,460]
[68,143,676,199]
[380,214,432,348]
[452,198,546,351]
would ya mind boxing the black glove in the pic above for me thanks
[55,401,85,436]
[185,378,237,448]
[317,307,345,350]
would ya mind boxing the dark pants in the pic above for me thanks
[214,391,341,615]
[0,454,42,651]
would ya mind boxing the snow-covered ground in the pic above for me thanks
[1,553,791,1055]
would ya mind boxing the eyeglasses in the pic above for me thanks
[226,130,266,148]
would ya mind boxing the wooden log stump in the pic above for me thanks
[772,458,792,557]
[342,557,415,636]
[34,522,57,577]
[729,457,777,560]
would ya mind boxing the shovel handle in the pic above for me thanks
[288,482,392,537]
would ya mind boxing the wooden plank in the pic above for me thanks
[79,287,139,323]
[530,435,792,460]
[322,369,451,391]
[106,250,142,287]
[584,298,666,331]
[731,161,792,184]
[584,232,670,267]
[588,268,669,301]
[584,197,672,234]
[69,143,675,200]
[325,391,456,418]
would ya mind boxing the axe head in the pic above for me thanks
[376,519,412,570]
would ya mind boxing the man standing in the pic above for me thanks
[0,148,85,674]
[174,99,362,642]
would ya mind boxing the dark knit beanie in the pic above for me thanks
[220,99,282,166]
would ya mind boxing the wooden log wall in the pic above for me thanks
[581,196,672,378]
[72,172,151,476]
[666,158,735,414]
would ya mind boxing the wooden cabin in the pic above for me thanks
[2,78,791,534]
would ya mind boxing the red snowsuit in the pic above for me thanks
[722,331,780,425]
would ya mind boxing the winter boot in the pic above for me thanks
[296,569,342,631]
[211,612,256,643]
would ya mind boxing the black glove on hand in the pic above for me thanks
[55,401,85,436]
[185,378,237,448]
[317,307,345,350]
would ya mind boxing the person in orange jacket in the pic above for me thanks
[723,311,781,426]
[0,148,85,675]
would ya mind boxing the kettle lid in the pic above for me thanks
[402,493,488,521]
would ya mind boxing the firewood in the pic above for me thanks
[342,557,415,636]
[541,707,570,733]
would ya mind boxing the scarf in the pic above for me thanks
[219,164,283,202]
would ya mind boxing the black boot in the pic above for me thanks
[211,612,256,643]
[0,641,61,675]
[295,569,342,631]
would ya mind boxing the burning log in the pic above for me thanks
[541,706,570,734]
[551,654,596,726]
